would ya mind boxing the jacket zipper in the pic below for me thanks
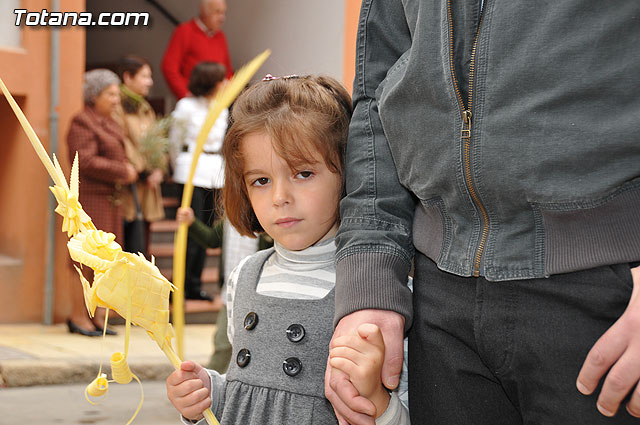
[447,0,488,277]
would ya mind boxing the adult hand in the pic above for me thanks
[147,168,164,188]
[326,309,405,424]
[577,265,640,417]
[123,163,138,184]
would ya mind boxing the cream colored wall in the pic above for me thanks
[224,0,344,81]
[0,0,22,48]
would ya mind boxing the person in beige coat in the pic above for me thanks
[114,55,166,256]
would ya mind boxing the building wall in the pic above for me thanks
[343,0,361,93]
[52,0,87,324]
[0,0,85,323]
[224,0,344,82]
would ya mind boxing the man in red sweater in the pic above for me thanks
[161,0,233,99]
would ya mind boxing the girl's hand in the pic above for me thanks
[176,207,195,225]
[326,309,404,424]
[330,323,390,418]
[166,361,212,421]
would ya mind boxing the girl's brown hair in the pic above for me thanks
[222,75,352,237]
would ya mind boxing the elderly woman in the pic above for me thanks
[65,69,137,336]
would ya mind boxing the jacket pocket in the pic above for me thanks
[609,263,634,291]
[412,198,449,263]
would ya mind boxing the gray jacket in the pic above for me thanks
[335,0,640,328]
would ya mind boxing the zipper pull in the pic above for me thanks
[461,109,472,139]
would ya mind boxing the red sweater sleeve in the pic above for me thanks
[162,26,190,98]
[220,32,234,79]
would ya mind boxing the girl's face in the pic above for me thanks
[242,132,342,251]
[124,64,153,97]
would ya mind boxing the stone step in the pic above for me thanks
[150,219,179,244]
[171,295,222,325]
[151,219,179,233]
[151,231,175,244]
[150,243,220,270]
[150,242,221,258]
[162,195,179,220]
[162,197,179,208]
[153,256,219,271]
[159,266,220,284]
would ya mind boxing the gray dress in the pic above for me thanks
[212,248,338,424]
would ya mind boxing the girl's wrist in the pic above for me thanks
[370,385,391,419]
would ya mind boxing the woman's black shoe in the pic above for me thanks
[185,290,213,301]
[94,325,118,336]
[67,319,102,337]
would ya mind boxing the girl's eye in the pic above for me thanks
[252,177,270,186]
[296,171,314,179]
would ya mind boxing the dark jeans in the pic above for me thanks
[179,185,219,297]
[409,253,636,424]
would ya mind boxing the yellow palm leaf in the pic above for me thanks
[172,49,271,358]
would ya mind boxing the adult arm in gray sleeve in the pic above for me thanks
[335,0,416,330]
[328,2,416,424]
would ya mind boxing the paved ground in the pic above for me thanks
[0,381,180,424]
[0,323,216,387]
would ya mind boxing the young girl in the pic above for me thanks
[166,75,409,424]
[169,61,228,301]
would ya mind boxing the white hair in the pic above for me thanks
[83,69,120,105]
[201,0,224,13]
